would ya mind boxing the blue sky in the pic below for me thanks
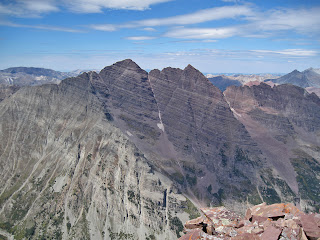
[0,0,319,73]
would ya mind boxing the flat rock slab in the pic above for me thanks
[179,229,202,240]
[201,207,240,228]
[261,225,282,240]
[300,213,320,239]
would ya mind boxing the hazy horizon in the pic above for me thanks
[1,0,319,73]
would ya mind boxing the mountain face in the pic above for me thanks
[0,59,319,239]
[224,83,320,211]
[0,85,20,102]
[0,71,191,240]
[0,67,80,86]
[265,68,320,88]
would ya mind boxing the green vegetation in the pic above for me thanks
[259,168,295,204]
[213,188,224,206]
[219,148,228,167]
[291,149,320,212]
[67,222,71,233]
[207,184,212,194]
[234,147,253,166]
[171,171,184,185]
[0,222,13,233]
[108,228,134,239]
[259,186,281,205]
[81,211,90,240]
[186,174,197,186]
[247,189,262,205]
[183,198,200,219]
[169,216,184,237]
[0,234,7,240]
[127,190,140,206]
[146,234,156,240]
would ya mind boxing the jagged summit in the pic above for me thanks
[111,58,142,70]
[184,64,197,71]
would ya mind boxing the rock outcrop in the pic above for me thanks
[179,203,320,240]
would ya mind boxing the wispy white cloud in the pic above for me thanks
[0,0,173,17]
[164,27,238,39]
[135,5,253,26]
[247,7,320,35]
[90,24,117,31]
[90,5,253,31]
[0,20,83,33]
[126,36,156,40]
[88,5,320,42]
[0,0,58,17]
[158,6,320,40]
[251,49,318,57]
[66,0,174,13]
[142,27,156,32]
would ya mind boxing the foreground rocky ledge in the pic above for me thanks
[179,203,320,240]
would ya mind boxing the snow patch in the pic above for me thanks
[230,107,242,118]
[53,176,66,193]
[157,112,165,132]
[157,123,165,132]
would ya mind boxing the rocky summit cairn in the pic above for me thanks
[179,202,320,240]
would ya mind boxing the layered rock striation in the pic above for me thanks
[224,83,320,211]
[0,59,319,239]
[0,69,191,239]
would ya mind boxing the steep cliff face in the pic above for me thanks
[1,59,319,239]
[148,65,269,208]
[0,85,20,102]
[0,73,191,239]
[224,83,320,211]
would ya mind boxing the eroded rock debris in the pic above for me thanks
[179,203,320,240]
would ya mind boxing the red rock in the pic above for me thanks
[253,203,286,219]
[284,203,300,216]
[200,207,240,228]
[245,203,267,220]
[281,226,300,239]
[178,229,202,240]
[260,225,282,240]
[252,215,269,224]
[300,213,320,239]
[185,216,206,229]
[233,233,261,240]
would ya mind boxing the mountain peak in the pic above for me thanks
[291,69,301,74]
[184,64,197,71]
[113,59,141,70]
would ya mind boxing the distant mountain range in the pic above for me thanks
[206,73,282,91]
[265,68,320,88]
[0,67,99,86]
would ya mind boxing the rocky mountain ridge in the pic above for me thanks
[0,59,319,239]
